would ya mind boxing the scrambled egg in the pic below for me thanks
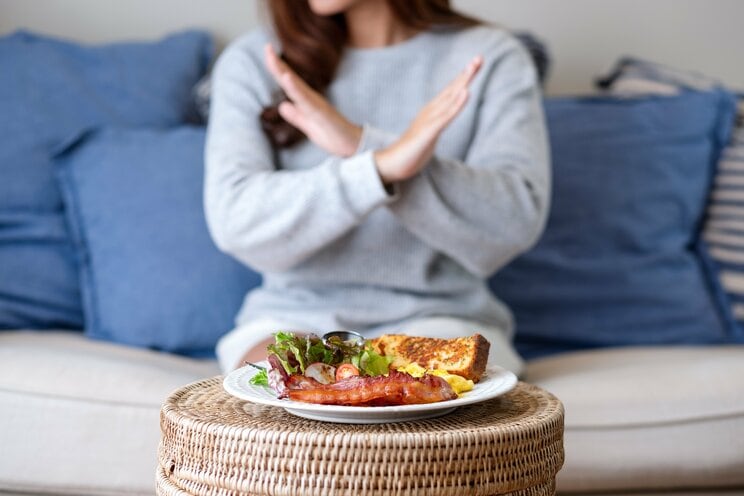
[398,363,474,396]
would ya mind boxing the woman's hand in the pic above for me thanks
[264,44,362,157]
[374,56,483,184]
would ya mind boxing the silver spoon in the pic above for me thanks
[244,362,267,371]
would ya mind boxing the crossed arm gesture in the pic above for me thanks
[264,44,482,185]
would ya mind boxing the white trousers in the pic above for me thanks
[216,316,524,376]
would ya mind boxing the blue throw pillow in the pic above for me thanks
[0,30,213,329]
[597,57,744,341]
[489,90,738,359]
[56,127,261,357]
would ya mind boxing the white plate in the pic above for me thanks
[223,363,517,424]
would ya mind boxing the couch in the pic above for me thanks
[1,31,743,496]
[2,332,744,496]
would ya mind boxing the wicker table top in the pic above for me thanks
[158,377,564,496]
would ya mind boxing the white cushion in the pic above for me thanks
[3,332,743,495]
[0,331,220,495]
[525,346,744,493]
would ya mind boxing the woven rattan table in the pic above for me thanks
[157,378,564,496]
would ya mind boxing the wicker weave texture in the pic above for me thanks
[156,465,558,496]
[158,379,564,496]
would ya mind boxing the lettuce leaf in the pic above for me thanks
[351,346,393,377]
[264,331,393,377]
[249,369,269,386]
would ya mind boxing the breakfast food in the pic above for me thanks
[398,362,474,395]
[287,371,457,405]
[250,331,489,406]
[370,334,490,382]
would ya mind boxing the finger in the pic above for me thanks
[265,44,317,111]
[430,88,470,130]
[264,43,299,82]
[277,101,305,129]
[429,73,471,116]
[453,55,483,89]
[447,87,470,119]
[264,44,315,105]
[264,44,286,82]
[438,55,483,101]
[280,72,314,108]
[461,55,483,86]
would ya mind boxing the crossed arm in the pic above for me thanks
[206,37,547,275]
[263,43,483,185]
[257,44,547,276]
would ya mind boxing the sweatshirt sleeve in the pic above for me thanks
[387,38,551,278]
[204,36,394,273]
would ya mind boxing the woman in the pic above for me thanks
[205,0,550,375]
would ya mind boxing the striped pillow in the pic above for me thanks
[706,103,744,319]
[599,58,744,334]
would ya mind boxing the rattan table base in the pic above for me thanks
[157,378,564,496]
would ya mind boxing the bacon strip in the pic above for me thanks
[286,374,322,390]
[287,370,457,406]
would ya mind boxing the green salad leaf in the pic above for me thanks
[351,346,394,377]
[305,337,336,365]
[261,331,393,377]
[249,369,268,386]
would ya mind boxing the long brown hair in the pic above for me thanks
[261,0,481,148]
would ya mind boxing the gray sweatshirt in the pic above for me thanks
[205,25,550,335]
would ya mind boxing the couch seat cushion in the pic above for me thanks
[525,346,744,493]
[0,331,219,495]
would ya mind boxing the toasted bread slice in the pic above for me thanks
[371,334,490,382]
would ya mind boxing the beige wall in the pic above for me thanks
[1,0,742,95]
